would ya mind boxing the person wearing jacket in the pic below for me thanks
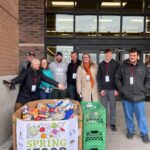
[7,58,64,111]
[115,48,150,143]
[97,48,120,131]
[39,58,54,99]
[67,51,81,101]
[77,53,99,102]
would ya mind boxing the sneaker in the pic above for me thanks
[127,132,134,139]
[141,134,150,144]
[110,124,117,131]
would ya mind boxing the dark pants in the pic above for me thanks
[101,90,116,125]
[51,89,68,99]
[68,84,81,102]
[39,89,52,100]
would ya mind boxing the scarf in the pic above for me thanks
[83,63,95,89]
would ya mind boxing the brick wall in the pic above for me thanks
[19,0,45,64]
[0,0,19,75]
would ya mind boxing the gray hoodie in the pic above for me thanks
[49,61,68,88]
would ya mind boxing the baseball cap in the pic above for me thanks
[27,51,35,56]
[56,52,63,56]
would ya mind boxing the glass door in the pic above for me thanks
[75,45,99,63]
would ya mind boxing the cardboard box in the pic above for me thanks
[12,99,82,150]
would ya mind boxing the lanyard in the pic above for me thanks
[33,77,37,84]
[105,62,108,75]
[129,65,136,76]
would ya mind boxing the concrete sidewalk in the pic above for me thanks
[0,102,150,150]
[106,102,150,150]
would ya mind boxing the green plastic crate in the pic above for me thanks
[81,102,106,113]
[84,128,105,142]
[84,140,106,150]
[81,102,106,150]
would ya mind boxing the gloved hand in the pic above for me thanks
[3,80,16,90]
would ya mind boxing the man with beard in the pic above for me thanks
[49,52,68,98]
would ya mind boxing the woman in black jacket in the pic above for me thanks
[6,58,64,111]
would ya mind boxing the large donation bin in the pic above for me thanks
[12,99,82,150]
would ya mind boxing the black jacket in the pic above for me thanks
[115,59,150,102]
[97,59,120,91]
[67,59,81,86]
[11,68,59,103]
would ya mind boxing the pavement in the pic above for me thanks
[0,102,150,150]
[106,102,150,150]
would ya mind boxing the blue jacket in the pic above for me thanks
[39,69,54,89]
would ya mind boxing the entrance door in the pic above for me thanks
[75,45,119,64]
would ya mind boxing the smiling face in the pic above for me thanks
[56,55,63,63]
[71,52,78,63]
[129,52,139,64]
[105,51,112,62]
[41,59,48,69]
[31,59,40,70]
[82,54,90,63]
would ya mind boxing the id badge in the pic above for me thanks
[86,75,90,81]
[105,75,110,82]
[72,73,77,79]
[130,77,134,85]
[31,85,36,92]
[45,88,50,93]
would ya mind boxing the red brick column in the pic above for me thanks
[0,0,19,75]
[19,0,45,64]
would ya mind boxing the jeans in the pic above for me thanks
[101,90,116,125]
[68,84,81,102]
[122,99,148,136]
[51,89,68,99]
[39,89,52,100]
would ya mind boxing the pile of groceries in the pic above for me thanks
[21,99,75,121]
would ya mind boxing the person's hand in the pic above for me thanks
[58,83,65,90]
[114,90,119,96]
[3,80,12,85]
[100,90,105,96]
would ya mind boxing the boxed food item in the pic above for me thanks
[12,99,83,150]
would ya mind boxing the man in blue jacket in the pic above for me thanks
[116,48,150,143]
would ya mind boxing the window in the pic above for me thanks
[47,46,73,63]
[122,16,144,37]
[75,15,97,37]
[98,15,120,37]
[47,14,73,37]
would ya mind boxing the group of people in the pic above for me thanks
[5,48,150,143]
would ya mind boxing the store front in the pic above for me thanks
[45,0,150,64]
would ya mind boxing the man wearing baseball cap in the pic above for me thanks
[49,51,68,98]
[20,51,36,72]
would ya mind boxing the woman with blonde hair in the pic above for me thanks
[76,53,99,102]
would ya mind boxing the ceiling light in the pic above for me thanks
[101,2,127,7]
[52,1,75,7]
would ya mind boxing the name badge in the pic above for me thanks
[31,85,36,92]
[130,77,134,85]
[86,75,90,81]
[45,88,50,93]
[72,73,77,79]
[105,75,110,82]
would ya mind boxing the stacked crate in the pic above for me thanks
[81,102,106,150]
